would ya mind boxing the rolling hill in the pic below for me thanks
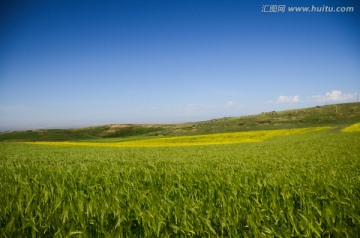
[1,102,359,142]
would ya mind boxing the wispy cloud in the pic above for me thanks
[271,90,358,104]
[274,95,300,103]
[309,90,357,103]
[225,101,238,107]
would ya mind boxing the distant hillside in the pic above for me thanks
[1,102,359,142]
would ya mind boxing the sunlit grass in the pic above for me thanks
[25,126,331,147]
[1,131,359,237]
[342,122,360,132]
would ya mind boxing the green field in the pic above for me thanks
[1,126,360,237]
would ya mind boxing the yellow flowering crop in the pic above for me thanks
[25,126,331,148]
[342,122,360,132]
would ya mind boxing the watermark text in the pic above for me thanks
[261,5,355,13]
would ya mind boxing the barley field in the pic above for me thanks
[0,128,360,237]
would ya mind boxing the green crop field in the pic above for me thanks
[1,125,360,237]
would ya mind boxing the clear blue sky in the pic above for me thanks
[1,0,359,130]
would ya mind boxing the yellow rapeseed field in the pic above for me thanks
[26,126,331,148]
[342,122,360,132]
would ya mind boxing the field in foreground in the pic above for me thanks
[0,129,360,237]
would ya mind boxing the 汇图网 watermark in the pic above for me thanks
[261,5,355,13]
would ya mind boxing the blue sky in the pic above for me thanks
[1,0,359,130]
